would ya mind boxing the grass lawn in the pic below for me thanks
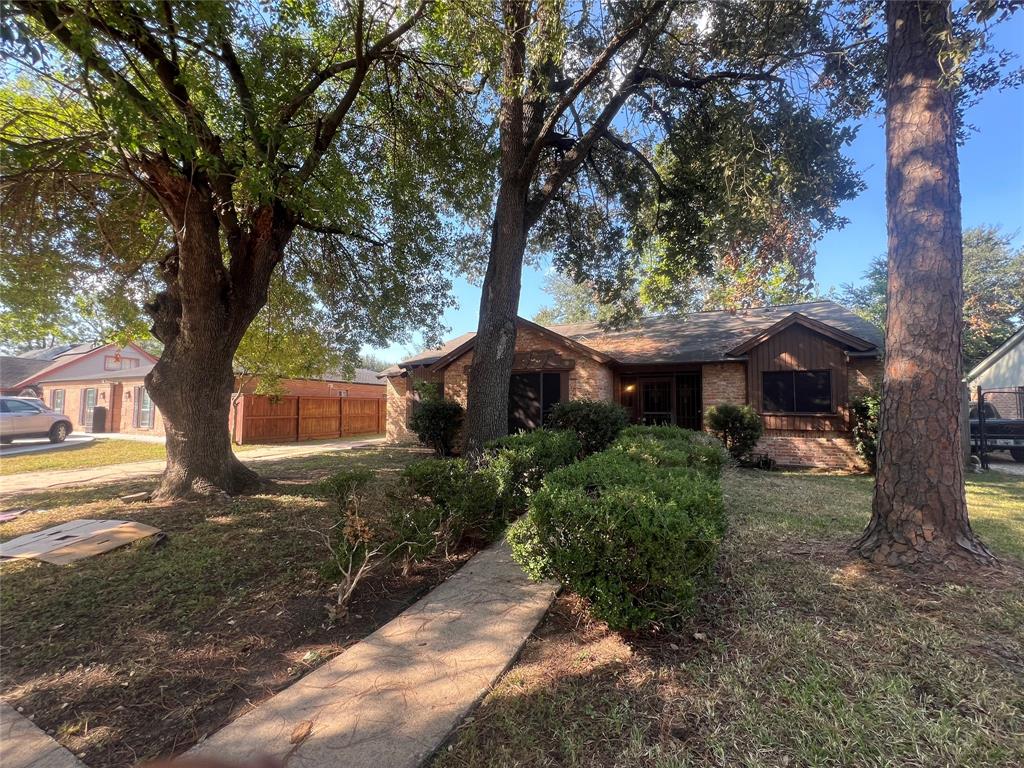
[0,445,464,767]
[0,436,377,476]
[434,470,1024,768]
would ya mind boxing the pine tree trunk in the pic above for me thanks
[855,0,993,568]
[462,179,529,457]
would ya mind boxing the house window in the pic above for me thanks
[51,389,65,414]
[81,387,97,425]
[508,372,563,432]
[105,355,140,371]
[762,371,832,413]
[134,386,155,429]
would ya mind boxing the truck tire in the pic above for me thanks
[1011,448,1024,463]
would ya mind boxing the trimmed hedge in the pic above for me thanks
[484,429,581,516]
[851,393,880,473]
[508,425,727,630]
[546,399,629,455]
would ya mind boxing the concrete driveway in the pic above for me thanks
[0,435,95,458]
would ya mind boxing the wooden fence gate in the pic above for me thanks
[236,395,385,444]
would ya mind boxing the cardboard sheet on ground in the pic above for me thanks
[0,518,160,564]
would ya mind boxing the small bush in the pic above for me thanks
[705,404,763,462]
[851,393,880,473]
[546,399,629,455]
[510,429,726,631]
[409,398,464,457]
[484,429,581,515]
[403,458,501,542]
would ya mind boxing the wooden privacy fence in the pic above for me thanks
[236,395,385,444]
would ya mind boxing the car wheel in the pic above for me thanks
[49,422,69,443]
[1011,448,1024,463]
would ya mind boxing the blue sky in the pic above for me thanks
[369,16,1024,363]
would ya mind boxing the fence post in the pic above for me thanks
[978,387,988,470]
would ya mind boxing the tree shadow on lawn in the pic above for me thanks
[0,445,465,768]
[436,516,1024,768]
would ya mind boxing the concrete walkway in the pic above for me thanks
[0,438,385,498]
[188,541,557,768]
[0,702,84,768]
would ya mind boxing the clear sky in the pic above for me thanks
[368,15,1024,364]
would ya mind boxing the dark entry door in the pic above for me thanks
[675,372,702,430]
[640,379,673,425]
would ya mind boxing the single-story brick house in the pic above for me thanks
[6,342,385,441]
[382,300,884,470]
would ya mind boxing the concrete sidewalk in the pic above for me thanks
[188,540,557,768]
[0,438,385,498]
[0,702,83,768]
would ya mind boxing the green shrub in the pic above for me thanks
[403,458,501,541]
[546,399,629,455]
[705,404,763,462]
[484,429,581,515]
[614,425,729,475]
[409,398,464,457]
[509,433,726,631]
[851,393,880,473]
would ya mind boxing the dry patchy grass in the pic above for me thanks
[0,445,464,767]
[434,469,1024,768]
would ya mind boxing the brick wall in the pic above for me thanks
[442,326,614,407]
[756,430,867,471]
[385,368,442,443]
[702,362,746,410]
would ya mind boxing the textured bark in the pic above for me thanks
[462,0,531,458]
[855,1,993,568]
[141,165,290,500]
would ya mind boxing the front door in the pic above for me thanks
[81,388,97,431]
[675,372,702,430]
[640,379,673,425]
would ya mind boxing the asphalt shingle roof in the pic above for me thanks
[0,356,51,388]
[395,301,883,369]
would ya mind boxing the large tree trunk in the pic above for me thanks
[462,179,529,456]
[142,168,286,500]
[855,0,993,568]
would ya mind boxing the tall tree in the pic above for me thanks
[854,0,994,567]
[461,0,869,455]
[838,227,1024,369]
[1,1,486,498]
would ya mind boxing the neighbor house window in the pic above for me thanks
[51,389,65,414]
[81,388,97,425]
[762,370,832,413]
[133,386,154,429]
[105,355,140,371]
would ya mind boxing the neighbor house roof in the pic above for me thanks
[13,342,159,388]
[0,356,52,389]
[34,364,155,384]
[13,343,93,361]
[390,301,882,373]
[966,325,1024,382]
[319,367,385,386]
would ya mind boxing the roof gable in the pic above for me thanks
[967,325,1024,382]
[727,312,876,356]
[14,342,158,387]
[426,318,612,372]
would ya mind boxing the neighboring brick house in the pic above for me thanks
[7,342,385,442]
[382,301,884,470]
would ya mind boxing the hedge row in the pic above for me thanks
[509,425,728,630]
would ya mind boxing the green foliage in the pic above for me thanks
[836,227,1024,369]
[546,400,629,456]
[403,458,501,542]
[705,404,763,463]
[509,427,726,630]
[851,393,881,474]
[409,396,465,457]
[614,426,729,475]
[484,429,581,514]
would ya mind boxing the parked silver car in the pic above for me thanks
[0,396,73,444]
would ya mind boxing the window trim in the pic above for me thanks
[761,369,834,415]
